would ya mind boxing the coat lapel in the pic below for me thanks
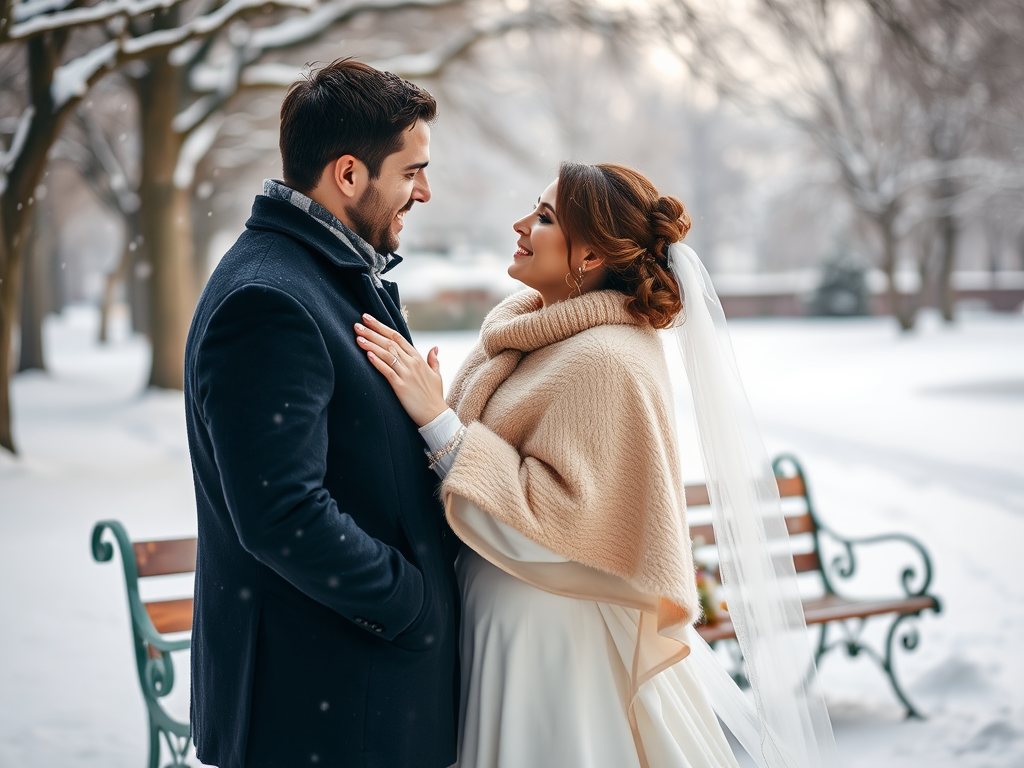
[378,280,412,343]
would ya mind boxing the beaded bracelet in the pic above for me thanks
[425,424,468,472]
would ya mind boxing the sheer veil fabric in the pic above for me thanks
[667,243,841,768]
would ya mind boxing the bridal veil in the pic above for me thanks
[667,243,842,768]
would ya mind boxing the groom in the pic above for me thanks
[184,59,460,768]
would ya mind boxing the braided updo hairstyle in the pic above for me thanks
[555,162,691,329]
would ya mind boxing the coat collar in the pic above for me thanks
[245,195,405,275]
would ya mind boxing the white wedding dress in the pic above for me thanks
[419,241,842,768]
[448,493,740,768]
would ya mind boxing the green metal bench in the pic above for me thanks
[92,520,195,767]
[691,454,942,718]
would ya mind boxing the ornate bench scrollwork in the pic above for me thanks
[92,520,194,767]
[691,455,942,718]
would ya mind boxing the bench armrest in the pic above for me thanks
[91,521,192,654]
[770,455,938,603]
[817,527,936,599]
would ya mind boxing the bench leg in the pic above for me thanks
[814,622,828,665]
[882,612,926,720]
[147,718,160,768]
[818,614,928,719]
[159,729,191,767]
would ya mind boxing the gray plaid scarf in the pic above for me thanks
[263,179,393,287]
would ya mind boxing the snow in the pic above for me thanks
[50,41,118,110]
[173,112,224,190]
[10,0,176,39]
[395,252,521,301]
[0,106,35,196]
[12,0,76,23]
[2,304,1023,767]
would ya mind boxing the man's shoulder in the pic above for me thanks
[212,223,331,291]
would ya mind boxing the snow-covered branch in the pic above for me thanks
[246,0,456,52]
[47,0,317,111]
[0,106,35,195]
[175,0,464,132]
[10,0,190,40]
[174,111,223,189]
[11,0,75,23]
[240,8,543,88]
[119,0,314,58]
[0,105,34,173]
[186,0,462,97]
[51,40,118,109]
[372,10,540,77]
[80,107,140,213]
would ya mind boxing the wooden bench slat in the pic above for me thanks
[684,484,711,507]
[792,551,820,573]
[785,514,816,535]
[802,593,939,624]
[690,514,816,548]
[685,475,807,510]
[134,538,197,578]
[776,475,807,499]
[145,598,194,634]
[696,592,939,643]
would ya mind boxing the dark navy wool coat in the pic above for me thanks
[184,195,460,768]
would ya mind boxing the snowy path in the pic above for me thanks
[1,306,1022,767]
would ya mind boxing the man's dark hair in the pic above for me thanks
[279,58,437,193]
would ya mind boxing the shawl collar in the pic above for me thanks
[480,289,642,357]
[453,289,643,424]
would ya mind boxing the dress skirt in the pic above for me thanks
[455,544,740,768]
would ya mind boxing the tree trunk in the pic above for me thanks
[0,34,71,453]
[18,198,55,370]
[99,211,140,343]
[134,42,195,390]
[0,227,26,452]
[878,212,917,332]
[936,211,958,323]
[128,229,151,338]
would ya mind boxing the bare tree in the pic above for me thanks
[660,0,1024,329]
[882,0,1024,321]
[72,0,586,390]
[0,0,354,453]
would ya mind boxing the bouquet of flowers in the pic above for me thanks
[692,535,726,626]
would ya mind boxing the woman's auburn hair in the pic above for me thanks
[555,162,691,330]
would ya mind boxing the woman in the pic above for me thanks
[355,163,839,768]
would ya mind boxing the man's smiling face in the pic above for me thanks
[347,119,431,254]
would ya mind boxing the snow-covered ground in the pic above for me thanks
[1,304,1022,767]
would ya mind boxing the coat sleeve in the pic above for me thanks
[194,282,423,642]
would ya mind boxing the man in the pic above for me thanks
[184,59,460,768]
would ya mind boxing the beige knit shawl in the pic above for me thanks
[442,288,700,632]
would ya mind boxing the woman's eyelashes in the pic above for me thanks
[538,213,552,225]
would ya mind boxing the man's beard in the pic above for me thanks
[348,181,410,255]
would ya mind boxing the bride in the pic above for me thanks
[354,162,840,768]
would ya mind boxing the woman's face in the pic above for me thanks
[509,180,575,306]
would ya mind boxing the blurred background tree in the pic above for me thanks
[1,0,1022,454]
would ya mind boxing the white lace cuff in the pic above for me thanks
[418,408,464,478]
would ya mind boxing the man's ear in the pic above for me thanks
[328,155,367,201]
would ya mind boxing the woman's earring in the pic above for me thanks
[565,264,587,298]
